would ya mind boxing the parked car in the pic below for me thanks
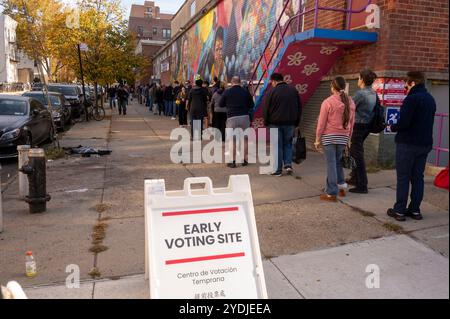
[0,95,54,158]
[48,84,84,119]
[22,91,71,131]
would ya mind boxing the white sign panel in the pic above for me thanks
[144,175,267,299]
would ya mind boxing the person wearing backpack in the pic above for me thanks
[347,69,378,194]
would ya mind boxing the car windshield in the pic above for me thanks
[23,94,62,108]
[0,99,27,116]
[48,86,78,96]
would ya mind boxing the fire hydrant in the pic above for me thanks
[19,148,51,214]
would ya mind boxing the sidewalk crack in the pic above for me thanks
[268,259,306,299]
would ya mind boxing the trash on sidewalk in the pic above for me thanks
[64,146,112,157]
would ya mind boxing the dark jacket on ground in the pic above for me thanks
[188,86,209,118]
[391,83,436,146]
[263,82,302,127]
[219,85,254,119]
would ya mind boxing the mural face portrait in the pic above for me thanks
[214,27,225,78]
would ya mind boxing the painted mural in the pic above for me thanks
[170,0,300,83]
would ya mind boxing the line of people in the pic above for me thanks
[137,69,436,222]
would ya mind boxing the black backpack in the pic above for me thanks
[370,95,386,134]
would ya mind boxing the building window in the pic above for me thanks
[153,27,158,35]
[137,26,144,36]
[190,1,196,17]
[162,28,171,39]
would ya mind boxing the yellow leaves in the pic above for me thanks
[2,0,146,84]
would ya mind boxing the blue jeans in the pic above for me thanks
[172,102,178,117]
[147,97,153,110]
[109,96,116,109]
[164,100,174,116]
[323,144,346,196]
[394,143,432,214]
[270,125,295,173]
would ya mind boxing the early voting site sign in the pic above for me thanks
[144,175,267,299]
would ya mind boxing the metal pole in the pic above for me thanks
[436,115,444,166]
[77,44,89,122]
[18,145,31,199]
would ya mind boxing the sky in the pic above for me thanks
[0,0,186,20]
[59,0,185,18]
[121,0,186,17]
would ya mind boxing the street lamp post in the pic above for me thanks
[77,43,89,122]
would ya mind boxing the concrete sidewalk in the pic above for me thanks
[1,100,448,299]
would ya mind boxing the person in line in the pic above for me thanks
[108,86,116,109]
[387,71,436,221]
[151,83,158,115]
[173,81,182,120]
[155,84,164,116]
[148,83,155,112]
[347,69,378,194]
[164,83,174,117]
[130,86,134,102]
[177,85,188,127]
[137,85,143,105]
[219,76,254,168]
[187,79,209,140]
[117,85,129,116]
[315,76,356,202]
[211,81,227,142]
[263,73,302,176]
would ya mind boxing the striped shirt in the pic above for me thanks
[321,134,349,146]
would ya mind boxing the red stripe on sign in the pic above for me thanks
[162,206,238,217]
[165,252,245,265]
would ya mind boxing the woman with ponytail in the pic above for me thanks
[315,76,356,202]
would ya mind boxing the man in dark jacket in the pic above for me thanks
[219,76,255,168]
[163,84,174,117]
[387,71,436,221]
[116,85,129,115]
[263,73,302,176]
[187,79,209,140]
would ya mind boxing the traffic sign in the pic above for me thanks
[385,107,401,134]
[144,175,267,299]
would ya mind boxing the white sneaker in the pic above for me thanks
[338,183,348,189]
[171,117,176,120]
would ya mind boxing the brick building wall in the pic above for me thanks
[171,0,212,37]
[333,0,449,77]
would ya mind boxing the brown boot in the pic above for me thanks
[320,194,337,202]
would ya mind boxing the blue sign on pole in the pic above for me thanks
[385,107,401,134]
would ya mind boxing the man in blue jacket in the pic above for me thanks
[387,71,436,221]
